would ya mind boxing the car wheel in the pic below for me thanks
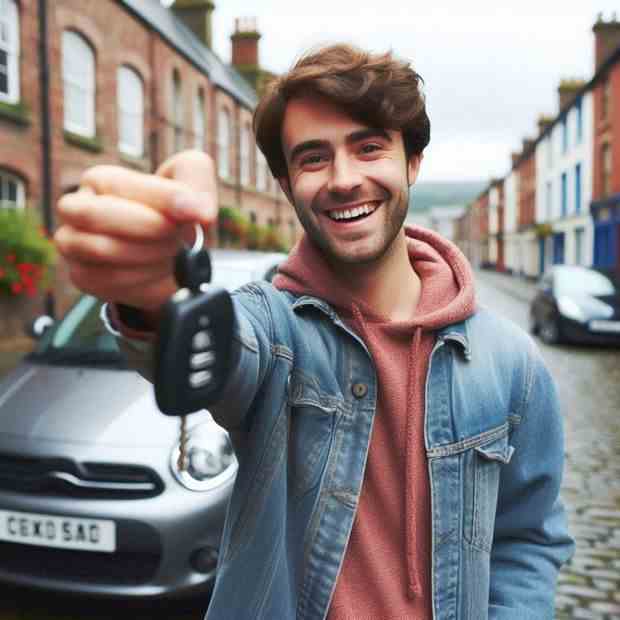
[539,317,560,345]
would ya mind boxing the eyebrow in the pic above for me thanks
[288,128,392,164]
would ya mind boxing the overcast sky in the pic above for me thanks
[163,1,618,183]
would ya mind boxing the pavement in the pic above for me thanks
[474,268,537,305]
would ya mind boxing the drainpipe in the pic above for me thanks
[38,0,55,318]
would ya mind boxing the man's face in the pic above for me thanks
[280,95,420,267]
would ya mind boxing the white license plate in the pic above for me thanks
[589,320,620,333]
[0,509,116,552]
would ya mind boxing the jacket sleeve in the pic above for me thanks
[104,282,276,433]
[489,340,575,620]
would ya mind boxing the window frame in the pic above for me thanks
[117,65,145,158]
[172,69,184,152]
[62,30,96,138]
[193,87,206,151]
[217,107,232,180]
[0,0,19,104]
[0,168,25,209]
[240,122,251,187]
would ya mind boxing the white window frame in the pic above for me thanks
[0,168,25,209]
[117,65,144,158]
[240,123,251,187]
[256,145,268,192]
[193,88,206,151]
[172,70,184,152]
[0,0,19,104]
[62,31,95,137]
[218,107,231,180]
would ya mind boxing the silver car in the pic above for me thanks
[0,250,285,599]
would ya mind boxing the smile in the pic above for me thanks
[326,202,379,222]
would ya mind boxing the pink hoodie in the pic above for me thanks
[273,225,476,619]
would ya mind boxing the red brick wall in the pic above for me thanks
[517,153,536,228]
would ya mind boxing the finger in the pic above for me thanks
[58,192,179,241]
[55,225,181,267]
[67,261,178,311]
[80,165,217,227]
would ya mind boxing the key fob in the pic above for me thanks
[154,247,235,416]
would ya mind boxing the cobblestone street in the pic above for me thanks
[476,270,620,619]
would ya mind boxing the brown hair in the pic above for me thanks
[253,44,430,179]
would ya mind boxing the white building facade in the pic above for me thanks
[535,92,594,274]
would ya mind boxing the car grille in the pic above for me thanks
[0,453,164,499]
[0,519,161,585]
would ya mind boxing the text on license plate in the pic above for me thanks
[0,509,116,552]
[589,320,620,333]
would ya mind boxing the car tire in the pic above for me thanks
[529,312,539,335]
[539,317,561,345]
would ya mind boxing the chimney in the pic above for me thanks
[537,114,554,136]
[172,0,215,49]
[558,79,586,112]
[593,13,620,70]
[231,17,261,69]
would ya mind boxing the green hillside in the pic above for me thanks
[409,181,486,212]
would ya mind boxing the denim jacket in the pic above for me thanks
[119,281,574,620]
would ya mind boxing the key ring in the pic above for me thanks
[187,223,204,255]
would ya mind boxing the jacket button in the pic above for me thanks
[352,383,368,399]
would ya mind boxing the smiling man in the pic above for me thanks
[56,44,574,620]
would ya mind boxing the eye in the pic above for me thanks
[359,143,382,155]
[299,153,328,168]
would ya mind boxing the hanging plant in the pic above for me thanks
[0,208,56,298]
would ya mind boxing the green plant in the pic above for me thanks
[0,208,56,297]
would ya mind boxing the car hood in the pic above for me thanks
[0,361,209,447]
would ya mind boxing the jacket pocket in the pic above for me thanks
[463,431,515,552]
[287,371,338,500]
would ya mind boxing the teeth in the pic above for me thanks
[329,203,377,221]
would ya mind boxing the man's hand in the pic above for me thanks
[55,150,218,323]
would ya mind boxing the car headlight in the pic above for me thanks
[557,296,586,323]
[171,420,237,491]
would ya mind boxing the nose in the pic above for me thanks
[327,152,362,195]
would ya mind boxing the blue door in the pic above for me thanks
[593,223,614,268]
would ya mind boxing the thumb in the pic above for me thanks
[156,150,218,228]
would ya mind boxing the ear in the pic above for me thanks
[278,177,294,206]
[407,154,423,186]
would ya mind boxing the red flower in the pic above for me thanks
[11,282,23,294]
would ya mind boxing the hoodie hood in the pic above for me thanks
[273,224,476,330]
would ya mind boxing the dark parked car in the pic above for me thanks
[529,265,620,345]
[0,250,285,599]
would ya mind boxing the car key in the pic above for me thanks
[154,224,235,469]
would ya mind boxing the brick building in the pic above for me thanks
[590,16,620,270]
[0,0,300,330]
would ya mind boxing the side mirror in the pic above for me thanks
[26,315,55,340]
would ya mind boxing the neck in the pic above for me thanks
[330,230,421,321]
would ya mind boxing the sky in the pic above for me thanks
[162,1,618,183]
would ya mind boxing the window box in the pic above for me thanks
[64,130,103,153]
[0,100,30,127]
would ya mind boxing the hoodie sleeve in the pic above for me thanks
[488,341,575,619]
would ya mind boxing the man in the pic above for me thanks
[56,45,574,620]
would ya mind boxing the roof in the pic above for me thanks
[119,0,258,109]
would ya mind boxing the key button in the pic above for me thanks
[190,351,215,369]
[192,330,212,350]
[189,370,213,389]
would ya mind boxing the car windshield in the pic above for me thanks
[29,295,124,366]
[555,267,618,297]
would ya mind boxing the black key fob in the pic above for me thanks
[154,246,235,416]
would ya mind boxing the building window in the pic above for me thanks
[601,143,612,198]
[0,169,25,208]
[562,119,568,154]
[256,146,268,192]
[62,31,95,137]
[574,163,582,214]
[240,123,251,187]
[117,66,144,157]
[217,107,231,179]
[561,172,567,217]
[0,0,19,104]
[172,69,183,152]
[575,98,583,145]
[601,77,611,121]
[575,227,584,266]
[194,88,205,151]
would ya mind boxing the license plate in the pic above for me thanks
[0,509,116,552]
[589,320,620,333]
